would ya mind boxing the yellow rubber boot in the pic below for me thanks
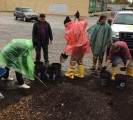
[126,66,133,77]
[65,66,75,79]
[111,67,117,81]
[74,65,84,78]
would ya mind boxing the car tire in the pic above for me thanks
[23,16,27,22]
[15,15,18,20]
[35,18,38,21]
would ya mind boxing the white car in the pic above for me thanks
[111,10,133,52]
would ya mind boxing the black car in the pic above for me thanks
[14,7,38,22]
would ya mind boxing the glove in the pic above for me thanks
[74,11,80,19]
[101,66,107,72]
[120,67,126,71]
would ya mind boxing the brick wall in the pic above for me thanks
[0,0,89,16]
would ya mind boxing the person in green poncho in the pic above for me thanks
[0,39,38,89]
[87,15,112,70]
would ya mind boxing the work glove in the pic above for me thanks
[74,11,80,19]
[101,66,107,72]
[120,67,126,71]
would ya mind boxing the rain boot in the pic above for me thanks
[111,67,117,81]
[126,66,133,77]
[75,65,84,78]
[65,66,75,79]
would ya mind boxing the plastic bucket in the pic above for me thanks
[34,61,46,81]
[115,74,126,91]
[0,68,6,79]
[45,66,58,81]
[51,63,62,76]
[100,71,111,87]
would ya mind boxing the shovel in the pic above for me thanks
[60,53,68,63]
[34,74,47,87]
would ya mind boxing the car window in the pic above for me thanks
[114,14,133,25]
[22,8,33,12]
[16,8,20,11]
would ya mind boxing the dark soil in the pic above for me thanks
[0,71,133,120]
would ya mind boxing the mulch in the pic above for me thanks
[0,71,133,120]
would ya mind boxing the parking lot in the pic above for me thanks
[0,12,99,73]
[0,12,133,120]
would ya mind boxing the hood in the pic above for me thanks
[65,22,74,31]
[24,12,38,16]
[111,24,133,33]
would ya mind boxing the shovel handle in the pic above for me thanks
[34,74,47,87]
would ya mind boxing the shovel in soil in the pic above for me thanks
[34,74,47,87]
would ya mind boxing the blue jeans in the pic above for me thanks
[112,56,127,67]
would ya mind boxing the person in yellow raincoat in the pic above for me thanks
[64,13,90,79]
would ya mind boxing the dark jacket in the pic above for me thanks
[32,21,53,45]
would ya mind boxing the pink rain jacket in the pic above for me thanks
[64,20,90,55]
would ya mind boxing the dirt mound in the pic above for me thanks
[0,72,133,120]
[0,82,118,120]
[32,83,118,120]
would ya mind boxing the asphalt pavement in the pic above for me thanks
[0,12,124,78]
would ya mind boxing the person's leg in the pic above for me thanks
[15,71,24,85]
[2,67,13,80]
[75,57,84,78]
[15,71,30,89]
[3,67,9,78]
[42,44,49,64]
[121,56,127,65]
[91,55,98,70]
[98,52,105,70]
[112,56,119,67]
[65,50,79,79]
[65,58,77,79]
[35,44,41,62]
[111,56,119,80]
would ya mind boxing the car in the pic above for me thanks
[14,7,38,22]
[111,10,133,53]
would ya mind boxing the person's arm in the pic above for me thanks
[48,23,53,45]
[107,26,113,44]
[123,47,132,67]
[125,59,131,67]
[32,23,37,40]
[101,47,113,71]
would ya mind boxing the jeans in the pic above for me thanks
[35,42,49,63]
[3,67,24,85]
[112,56,127,67]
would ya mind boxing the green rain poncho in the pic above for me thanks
[87,21,112,55]
[0,39,34,80]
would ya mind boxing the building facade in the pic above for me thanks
[0,0,89,16]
